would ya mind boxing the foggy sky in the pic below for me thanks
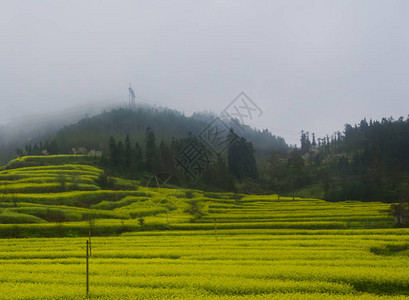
[1,0,409,145]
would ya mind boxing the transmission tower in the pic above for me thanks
[128,82,136,111]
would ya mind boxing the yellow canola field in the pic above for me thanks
[0,229,408,299]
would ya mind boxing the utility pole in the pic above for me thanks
[86,240,89,296]
[88,230,92,257]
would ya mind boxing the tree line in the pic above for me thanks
[13,106,409,206]
[100,127,259,192]
[260,116,409,203]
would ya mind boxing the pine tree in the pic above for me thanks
[108,136,117,168]
[124,134,132,170]
[134,142,143,171]
[228,134,258,180]
[159,140,174,172]
[117,140,125,169]
[145,127,158,172]
[312,133,317,148]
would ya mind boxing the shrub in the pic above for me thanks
[184,200,205,223]
[96,172,116,189]
[56,173,67,192]
[185,191,194,199]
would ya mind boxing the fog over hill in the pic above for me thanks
[0,100,124,164]
[0,102,287,165]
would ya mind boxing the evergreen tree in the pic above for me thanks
[300,131,311,154]
[124,134,132,170]
[32,143,40,155]
[312,133,317,149]
[159,139,174,173]
[134,142,143,171]
[264,151,288,200]
[108,136,117,168]
[116,140,125,169]
[228,134,258,180]
[145,127,158,172]
[201,157,235,191]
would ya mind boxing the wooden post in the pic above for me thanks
[86,240,89,296]
[214,218,218,241]
[88,230,92,257]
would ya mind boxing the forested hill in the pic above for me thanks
[45,106,287,155]
[265,117,409,203]
[11,105,409,203]
[318,117,409,202]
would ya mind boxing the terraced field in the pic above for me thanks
[0,155,408,298]
[0,155,395,232]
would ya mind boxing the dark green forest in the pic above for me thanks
[12,107,409,203]
[14,107,282,192]
[260,117,409,203]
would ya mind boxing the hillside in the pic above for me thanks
[0,101,120,165]
[1,155,409,299]
[8,106,290,194]
[12,106,409,204]
[17,106,287,157]
[0,155,409,299]
[0,155,394,237]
